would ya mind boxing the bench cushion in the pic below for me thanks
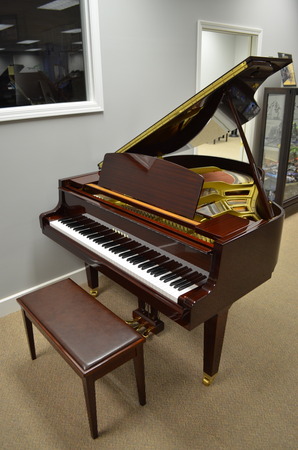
[18,279,143,371]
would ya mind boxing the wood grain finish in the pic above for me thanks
[39,57,288,383]
[98,153,204,219]
[17,279,146,439]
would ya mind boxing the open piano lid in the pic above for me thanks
[103,56,291,159]
[96,56,291,221]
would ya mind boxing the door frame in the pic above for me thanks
[196,21,263,159]
[196,21,263,91]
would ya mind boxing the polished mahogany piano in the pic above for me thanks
[40,56,291,385]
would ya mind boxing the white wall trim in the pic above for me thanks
[0,267,86,318]
[196,20,263,92]
[0,0,104,122]
[196,20,263,157]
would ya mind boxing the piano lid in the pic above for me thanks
[103,56,291,161]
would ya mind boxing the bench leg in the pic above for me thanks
[133,344,146,406]
[21,309,36,360]
[82,377,98,439]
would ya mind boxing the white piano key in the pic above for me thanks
[50,214,207,303]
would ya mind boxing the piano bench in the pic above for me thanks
[17,278,146,439]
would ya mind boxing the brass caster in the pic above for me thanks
[89,289,99,297]
[202,373,217,386]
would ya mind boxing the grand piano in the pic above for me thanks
[40,56,291,385]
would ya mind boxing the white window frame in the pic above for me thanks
[0,0,104,122]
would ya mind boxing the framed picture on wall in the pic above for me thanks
[278,52,296,86]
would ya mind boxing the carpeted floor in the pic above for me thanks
[0,213,297,450]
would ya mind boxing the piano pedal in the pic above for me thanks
[130,321,154,338]
[133,309,164,335]
[125,313,162,338]
[135,324,146,333]
[142,326,154,339]
[125,316,142,327]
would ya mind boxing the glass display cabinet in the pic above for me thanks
[258,87,298,213]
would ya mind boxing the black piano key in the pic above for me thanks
[127,254,148,264]
[110,241,136,254]
[171,271,200,289]
[171,279,190,289]
[119,244,144,258]
[93,233,119,244]
[169,269,193,286]
[64,220,84,228]
[59,216,83,224]
[125,245,148,256]
[171,276,194,288]
[159,263,183,281]
[121,245,148,259]
[62,216,91,227]
[112,241,140,254]
[102,236,129,249]
[151,261,180,278]
[167,261,182,272]
[127,249,156,264]
[174,275,197,289]
[85,227,110,240]
[107,237,131,248]
[126,246,150,259]
[80,224,108,235]
[138,257,160,270]
[140,255,168,270]
[75,217,94,224]
[92,230,117,243]
[190,273,206,285]
[161,266,189,283]
[177,280,198,291]
[147,259,171,275]
[72,223,92,231]
[149,266,168,276]
[177,271,206,290]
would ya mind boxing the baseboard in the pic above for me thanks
[0,268,87,318]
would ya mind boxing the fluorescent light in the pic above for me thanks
[38,0,79,11]
[0,24,14,31]
[17,40,40,44]
[61,28,81,34]
[72,41,82,44]
[0,48,5,51]
[25,48,42,52]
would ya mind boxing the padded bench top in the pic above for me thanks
[17,279,144,371]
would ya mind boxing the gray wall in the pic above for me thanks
[1,0,298,302]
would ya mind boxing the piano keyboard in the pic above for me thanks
[50,213,208,303]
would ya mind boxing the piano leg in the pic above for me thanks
[202,308,229,386]
[85,264,99,296]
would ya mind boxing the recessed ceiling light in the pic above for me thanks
[17,40,40,44]
[38,0,79,11]
[0,24,14,31]
[61,28,81,34]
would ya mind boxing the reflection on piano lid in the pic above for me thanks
[102,56,291,159]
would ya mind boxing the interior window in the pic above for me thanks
[0,0,103,120]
